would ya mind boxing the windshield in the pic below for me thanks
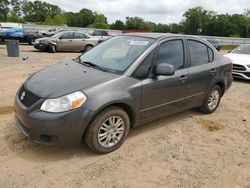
[231,45,250,55]
[79,35,155,74]
[50,31,63,38]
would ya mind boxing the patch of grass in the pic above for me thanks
[220,45,238,51]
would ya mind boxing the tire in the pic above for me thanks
[0,37,4,44]
[28,38,35,45]
[84,106,130,154]
[85,45,93,52]
[200,85,222,114]
[48,44,56,53]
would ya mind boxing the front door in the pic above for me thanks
[57,32,75,51]
[140,39,189,121]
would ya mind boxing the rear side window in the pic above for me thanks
[61,32,74,39]
[188,40,213,67]
[157,40,184,70]
[74,32,87,39]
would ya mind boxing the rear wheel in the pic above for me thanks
[200,85,222,114]
[84,106,130,154]
[48,44,56,53]
[85,45,93,52]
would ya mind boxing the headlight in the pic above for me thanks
[34,39,40,44]
[40,91,87,113]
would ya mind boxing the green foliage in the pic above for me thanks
[0,0,9,21]
[22,0,61,22]
[10,0,23,16]
[87,13,109,29]
[66,9,95,27]
[125,17,145,30]
[110,20,125,30]
[7,11,25,23]
[155,24,171,33]
[44,14,66,25]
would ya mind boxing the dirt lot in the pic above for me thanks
[0,45,250,188]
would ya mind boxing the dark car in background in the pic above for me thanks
[207,39,221,51]
[15,33,232,154]
[34,31,99,53]
[91,30,110,42]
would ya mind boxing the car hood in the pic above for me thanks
[24,60,120,98]
[36,36,57,42]
[224,53,250,66]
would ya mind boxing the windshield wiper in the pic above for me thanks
[80,61,107,72]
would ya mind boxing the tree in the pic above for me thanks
[155,24,171,33]
[110,20,125,30]
[44,14,66,25]
[66,9,95,27]
[182,7,213,35]
[88,13,109,29]
[22,0,61,23]
[10,0,23,16]
[0,0,9,21]
[7,11,25,23]
[125,17,146,30]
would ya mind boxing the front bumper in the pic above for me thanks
[34,43,48,51]
[232,71,250,80]
[14,91,93,146]
[232,64,250,80]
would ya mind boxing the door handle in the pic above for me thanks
[210,69,217,75]
[69,40,72,42]
[179,75,188,82]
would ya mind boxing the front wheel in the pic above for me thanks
[84,106,130,154]
[28,38,35,45]
[48,44,56,53]
[0,37,4,44]
[200,85,222,114]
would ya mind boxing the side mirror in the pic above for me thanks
[154,63,175,76]
[59,36,63,40]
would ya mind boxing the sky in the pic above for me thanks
[40,0,250,24]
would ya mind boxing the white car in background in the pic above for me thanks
[224,44,250,80]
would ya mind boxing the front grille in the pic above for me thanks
[243,72,250,77]
[233,64,246,71]
[18,86,41,107]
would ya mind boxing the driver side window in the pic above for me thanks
[157,40,184,70]
[132,49,155,79]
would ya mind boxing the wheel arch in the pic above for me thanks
[214,81,225,96]
[89,102,137,129]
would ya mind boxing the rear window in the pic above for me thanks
[188,40,213,67]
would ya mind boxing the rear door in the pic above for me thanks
[73,32,89,51]
[139,39,189,121]
[186,39,217,107]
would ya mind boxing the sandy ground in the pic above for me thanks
[0,45,250,188]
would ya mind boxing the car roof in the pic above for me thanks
[122,32,202,40]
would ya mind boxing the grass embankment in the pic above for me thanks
[220,45,238,51]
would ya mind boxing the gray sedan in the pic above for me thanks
[15,33,232,153]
